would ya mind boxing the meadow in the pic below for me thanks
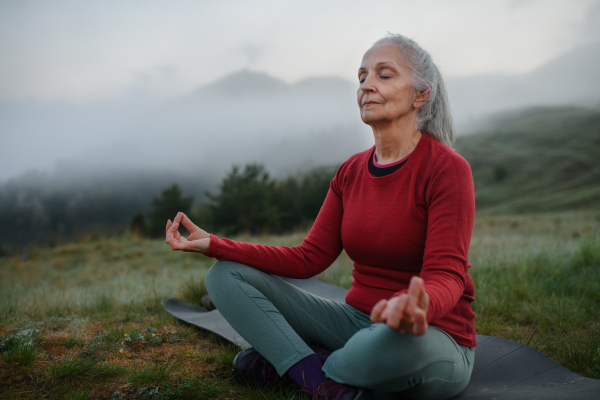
[0,210,599,399]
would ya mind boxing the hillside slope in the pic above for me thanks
[454,106,600,213]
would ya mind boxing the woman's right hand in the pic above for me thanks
[165,212,211,254]
[370,276,429,335]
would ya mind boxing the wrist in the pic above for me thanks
[203,233,215,256]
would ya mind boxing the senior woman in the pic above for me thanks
[166,33,476,400]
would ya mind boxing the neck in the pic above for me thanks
[371,117,422,164]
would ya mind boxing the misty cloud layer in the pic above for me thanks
[2,38,600,185]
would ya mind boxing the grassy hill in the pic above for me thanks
[454,106,600,213]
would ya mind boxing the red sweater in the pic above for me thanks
[206,133,477,347]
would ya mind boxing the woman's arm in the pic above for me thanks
[165,182,345,280]
[374,152,475,333]
[417,153,475,324]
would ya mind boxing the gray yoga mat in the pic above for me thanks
[163,277,600,399]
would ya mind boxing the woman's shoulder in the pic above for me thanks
[335,146,373,177]
[329,147,373,195]
[422,133,472,174]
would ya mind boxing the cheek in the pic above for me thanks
[389,89,412,109]
[399,83,415,102]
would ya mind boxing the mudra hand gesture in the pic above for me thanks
[370,276,430,335]
[165,212,211,254]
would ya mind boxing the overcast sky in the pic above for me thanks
[1,0,599,102]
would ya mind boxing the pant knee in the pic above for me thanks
[205,260,244,296]
[323,325,470,393]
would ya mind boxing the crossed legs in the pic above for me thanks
[205,261,474,399]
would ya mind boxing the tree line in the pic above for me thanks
[0,163,337,254]
[141,163,337,238]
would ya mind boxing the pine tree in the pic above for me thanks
[147,184,193,238]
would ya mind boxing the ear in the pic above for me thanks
[413,83,431,108]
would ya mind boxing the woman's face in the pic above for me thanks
[357,42,419,126]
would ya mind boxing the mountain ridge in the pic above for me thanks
[185,41,600,130]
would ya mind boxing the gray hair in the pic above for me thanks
[373,34,454,147]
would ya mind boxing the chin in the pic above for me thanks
[361,111,383,125]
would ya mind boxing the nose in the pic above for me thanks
[360,73,376,93]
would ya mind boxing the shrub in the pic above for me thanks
[492,163,508,182]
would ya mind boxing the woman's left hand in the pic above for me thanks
[370,276,429,335]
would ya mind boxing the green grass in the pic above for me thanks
[128,364,173,385]
[49,348,108,382]
[179,276,209,306]
[0,328,41,368]
[0,211,599,398]
[213,345,241,369]
[0,234,214,321]
[470,232,600,377]
[134,379,222,400]
[90,363,127,380]
[63,391,92,400]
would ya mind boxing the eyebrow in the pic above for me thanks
[358,61,396,72]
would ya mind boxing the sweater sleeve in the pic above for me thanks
[204,179,345,279]
[392,153,475,324]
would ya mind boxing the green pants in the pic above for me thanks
[205,261,475,399]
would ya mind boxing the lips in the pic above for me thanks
[363,101,379,106]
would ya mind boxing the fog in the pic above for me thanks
[2,39,600,186]
[0,71,369,185]
[2,1,600,186]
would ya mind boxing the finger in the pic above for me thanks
[405,277,423,323]
[180,213,200,234]
[165,220,172,242]
[168,221,181,239]
[408,276,423,297]
[173,212,183,225]
[370,299,387,323]
[168,232,183,245]
[168,235,179,250]
[385,295,407,330]
[419,286,429,313]
[168,235,188,251]
[380,296,395,320]
[412,309,428,335]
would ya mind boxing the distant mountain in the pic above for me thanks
[447,41,600,131]
[292,76,357,97]
[191,70,289,99]
[189,69,356,102]
[185,41,600,134]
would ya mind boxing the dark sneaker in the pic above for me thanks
[231,348,295,388]
[316,379,372,400]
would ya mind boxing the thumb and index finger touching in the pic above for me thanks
[370,276,429,329]
[168,212,196,234]
[171,212,199,234]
